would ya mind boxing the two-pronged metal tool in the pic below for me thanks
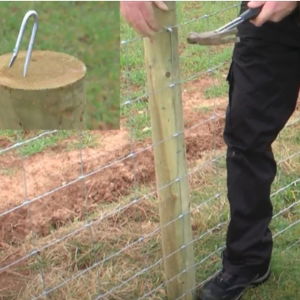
[8,10,39,77]
[187,7,261,46]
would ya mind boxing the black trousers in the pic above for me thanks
[222,16,300,275]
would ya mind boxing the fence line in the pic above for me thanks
[1,127,299,297]
[0,112,222,218]
[0,130,57,155]
[97,181,300,300]
[121,60,230,107]
[1,148,298,276]
[1,113,299,159]
[12,176,299,299]
[139,208,300,300]
[284,238,300,251]
[3,111,298,223]
[0,146,299,290]
[120,3,239,46]
[177,215,300,300]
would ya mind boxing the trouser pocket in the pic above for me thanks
[224,62,234,137]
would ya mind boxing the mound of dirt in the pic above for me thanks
[0,77,227,246]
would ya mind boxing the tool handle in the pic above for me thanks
[239,7,262,21]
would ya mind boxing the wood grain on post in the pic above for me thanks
[0,50,86,129]
[144,2,196,299]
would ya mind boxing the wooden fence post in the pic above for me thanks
[143,2,196,299]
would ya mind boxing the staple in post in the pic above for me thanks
[8,10,39,77]
[0,10,86,130]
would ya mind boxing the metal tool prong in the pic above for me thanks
[8,10,39,77]
[8,54,17,68]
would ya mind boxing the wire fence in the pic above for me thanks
[0,2,299,300]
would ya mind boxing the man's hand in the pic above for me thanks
[248,1,298,27]
[120,1,168,37]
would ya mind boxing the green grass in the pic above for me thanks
[189,120,300,299]
[3,117,299,299]
[245,231,300,299]
[1,2,299,299]
[67,131,99,150]
[120,3,300,297]
[0,1,120,129]
[120,1,237,140]
[17,116,300,300]
[17,130,71,156]
[0,130,99,156]
[204,77,229,99]
[123,100,152,141]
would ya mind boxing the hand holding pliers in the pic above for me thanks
[187,7,261,46]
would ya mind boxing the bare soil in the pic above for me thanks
[1,75,299,298]
[0,78,226,277]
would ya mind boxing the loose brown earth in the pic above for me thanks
[0,76,299,297]
[0,77,227,298]
[0,77,226,248]
[0,77,227,248]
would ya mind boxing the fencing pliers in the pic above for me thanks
[187,7,261,46]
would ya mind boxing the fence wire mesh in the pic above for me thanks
[0,2,299,300]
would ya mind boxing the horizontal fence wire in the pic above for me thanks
[121,60,230,107]
[2,112,299,223]
[0,151,223,274]
[1,109,300,298]
[136,202,300,300]
[0,113,223,218]
[32,195,300,300]
[0,130,58,155]
[120,3,239,46]
[27,174,300,299]
[176,214,300,300]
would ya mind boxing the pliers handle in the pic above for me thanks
[187,7,262,46]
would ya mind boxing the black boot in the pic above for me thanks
[197,267,270,300]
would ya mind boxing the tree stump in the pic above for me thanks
[0,50,86,129]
